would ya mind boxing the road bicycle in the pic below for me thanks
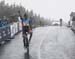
[23,32,29,54]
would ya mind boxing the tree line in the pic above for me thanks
[0,1,51,27]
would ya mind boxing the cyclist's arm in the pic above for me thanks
[19,16,23,27]
[29,20,32,30]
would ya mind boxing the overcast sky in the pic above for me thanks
[0,0,75,22]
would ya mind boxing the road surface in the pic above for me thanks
[0,26,75,59]
[30,26,75,59]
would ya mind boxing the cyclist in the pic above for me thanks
[20,13,33,48]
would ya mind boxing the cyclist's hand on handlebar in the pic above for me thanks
[29,29,32,33]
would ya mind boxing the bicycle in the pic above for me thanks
[23,32,29,54]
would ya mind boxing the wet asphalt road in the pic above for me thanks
[0,32,32,59]
[0,26,75,59]
[29,26,75,59]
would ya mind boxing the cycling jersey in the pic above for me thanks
[21,18,30,26]
[21,18,32,30]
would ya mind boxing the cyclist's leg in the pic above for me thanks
[29,31,33,42]
[23,33,29,48]
[23,26,29,48]
[25,33,29,48]
[22,26,27,47]
[23,32,26,47]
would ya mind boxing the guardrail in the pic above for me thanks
[0,22,22,44]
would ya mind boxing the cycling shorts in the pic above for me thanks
[22,26,29,34]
